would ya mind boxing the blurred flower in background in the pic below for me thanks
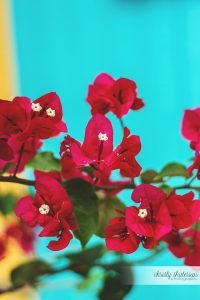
[0,182,37,300]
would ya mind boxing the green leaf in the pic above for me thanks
[65,245,105,276]
[158,184,174,195]
[0,162,14,175]
[11,260,51,287]
[98,264,133,300]
[154,163,191,180]
[26,151,61,171]
[192,219,200,231]
[67,245,105,265]
[141,169,163,183]
[96,195,125,238]
[63,178,98,248]
[0,193,18,215]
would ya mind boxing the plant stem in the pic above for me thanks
[13,143,25,177]
[0,175,35,186]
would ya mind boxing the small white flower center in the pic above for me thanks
[138,208,148,218]
[46,107,56,117]
[32,102,42,112]
[98,132,108,141]
[39,204,50,215]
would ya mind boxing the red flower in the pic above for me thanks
[188,152,200,179]
[126,184,172,242]
[0,238,6,260]
[0,139,14,161]
[183,229,200,266]
[60,135,93,182]
[105,215,140,254]
[63,114,141,181]
[166,191,200,230]
[182,108,200,151]
[87,73,144,118]
[107,127,141,177]
[164,229,200,266]
[0,97,31,138]
[70,114,113,166]
[6,222,35,253]
[21,92,67,140]
[0,136,42,174]
[163,230,191,259]
[0,92,67,173]
[15,171,77,251]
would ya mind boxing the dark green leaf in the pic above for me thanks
[11,260,51,287]
[0,193,18,215]
[158,184,174,195]
[26,151,60,171]
[63,178,98,248]
[154,163,191,180]
[67,244,105,265]
[192,219,200,231]
[141,169,163,183]
[99,264,133,300]
[96,195,125,238]
[65,245,105,276]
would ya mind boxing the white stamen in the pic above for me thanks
[98,132,108,141]
[46,107,56,117]
[32,102,42,112]
[39,204,50,215]
[138,208,148,218]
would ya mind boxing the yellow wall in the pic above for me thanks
[0,0,18,99]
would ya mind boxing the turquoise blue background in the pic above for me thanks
[11,0,200,299]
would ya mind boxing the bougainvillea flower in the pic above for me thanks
[182,108,200,151]
[105,215,140,254]
[165,229,200,266]
[15,171,77,251]
[6,222,35,253]
[182,229,200,266]
[60,135,93,182]
[0,139,14,161]
[0,93,67,174]
[165,191,200,229]
[87,73,144,118]
[70,114,113,165]
[188,152,200,179]
[126,184,172,241]
[0,93,67,141]
[21,92,67,140]
[0,238,6,260]
[0,97,31,138]
[0,136,42,174]
[63,114,141,181]
[107,127,141,177]
[163,230,191,259]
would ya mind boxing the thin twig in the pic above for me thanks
[13,143,25,177]
[0,175,35,186]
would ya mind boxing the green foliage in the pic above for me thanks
[11,260,52,287]
[0,193,18,215]
[65,245,105,276]
[154,163,190,180]
[96,194,125,237]
[141,169,163,183]
[98,263,133,300]
[66,244,105,265]
[63,178,98,248]
[158,184,174,195]
[192,219,200,231]
[27,151,61,171]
